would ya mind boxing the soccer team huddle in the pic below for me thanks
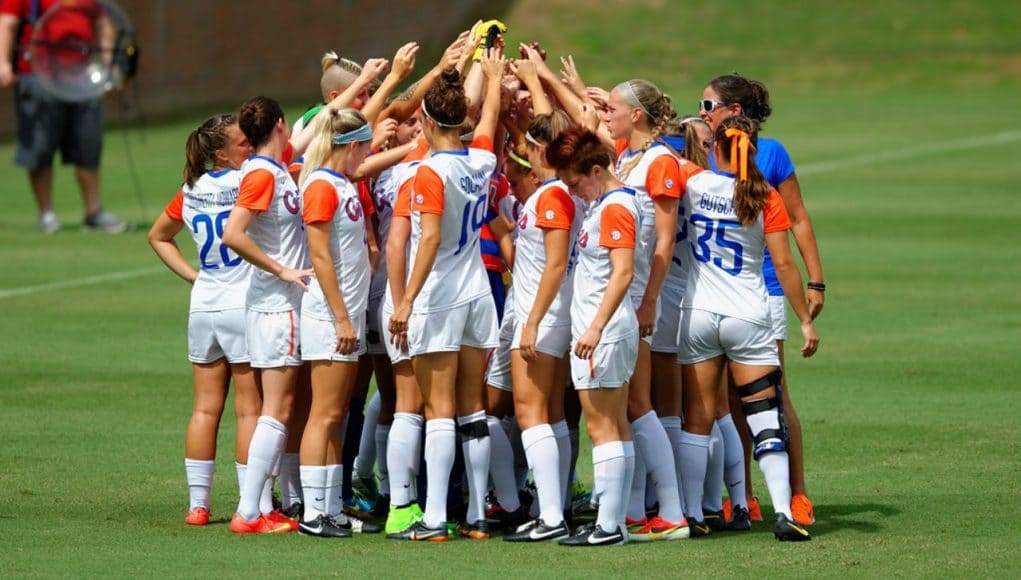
[148,20,825,546]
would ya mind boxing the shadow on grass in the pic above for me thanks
[810,502,900,537]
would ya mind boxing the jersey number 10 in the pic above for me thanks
[454,194,489,256]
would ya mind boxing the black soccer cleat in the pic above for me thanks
[504,518,570,542]
[334,512,383,534]
[298,514,352,538]
[687,518,713,538]
[703,509,726,532]
[773,513,812,542]
[487,504,530,530]
[387,520,449,542]
[371,494,391,519]
[281,501,304,520]
[559,523,626,547]
[726,505,752,531]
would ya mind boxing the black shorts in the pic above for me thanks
[13,74,103,171]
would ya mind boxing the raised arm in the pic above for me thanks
[290,59,390,156]
[510,59,552,116]
[380,31,471,123]
[362,42,419,124]
[475,47,506,143]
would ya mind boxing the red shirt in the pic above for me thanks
[1,0,102,74]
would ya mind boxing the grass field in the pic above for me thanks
[2,0,1020,577]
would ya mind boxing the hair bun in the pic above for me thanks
[321,51,340,73]
[439,67,462,87]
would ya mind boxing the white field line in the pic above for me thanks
[3,131,1020,301]
[797,130,1021,176]
[0,266,166,300]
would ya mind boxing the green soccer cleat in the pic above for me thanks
[385,503,424,536]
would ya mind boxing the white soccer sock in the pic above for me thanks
[375,424,391,495]
[237,416,287,521]
[760,453,793,519]
[521,424,563,525]
[659,415,687,515]
[423,418,456,528]
[457,411,491,525]
[235,462,247,503]
[259,477,274,514]
[632,411,684,523]
[388,413,424,506]
[185,458,215,510]
[622,441,636,529]
[487,415,521,512]
[703,421,725,513]
[745,404,793,519]
[593,441,627,534]
[626,444,647,521]
[551,420,571,507]
[354,392,382,479]
[678,431,710,522]
[324,464,343,517]
[279,453,302,510]
[718,414,747,509]
[300,465,328,522]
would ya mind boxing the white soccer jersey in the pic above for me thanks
[614,141,684,300]
[513,179,583,328]
[680,171,792,326]
[499,189,523,243]
[408,137,497,313]
[300,168,371,321]
[236,149,309,313]
[165,170,252,312]
[571,188,641,341]
[371,141,429,302]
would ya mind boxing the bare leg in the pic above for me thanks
[74,167,101,217]
[29,167,55,215]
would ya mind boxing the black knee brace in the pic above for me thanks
[456,419,490,441]
[737,367,788,460]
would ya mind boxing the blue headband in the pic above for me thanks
[333,124,373,145]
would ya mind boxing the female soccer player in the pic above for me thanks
[148,114,258,526]
[380,134,431,536]
[360,110,423,517]
[222,65,385,534]
[294,107,383,537]
[700,74,825,526]
[604,79,688,540]
[502,109,580,543]
[387,48,504,541]
[545,127,639,547]
[676,116,819,542]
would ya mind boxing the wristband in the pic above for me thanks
[807,281,826,292]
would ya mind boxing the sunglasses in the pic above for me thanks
[699,99,729,113]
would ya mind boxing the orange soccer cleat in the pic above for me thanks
[791,494,815,526]
[186,507,210,526]
[265,509,299,531]
[631,516,690,542]
[230,513,293,534]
